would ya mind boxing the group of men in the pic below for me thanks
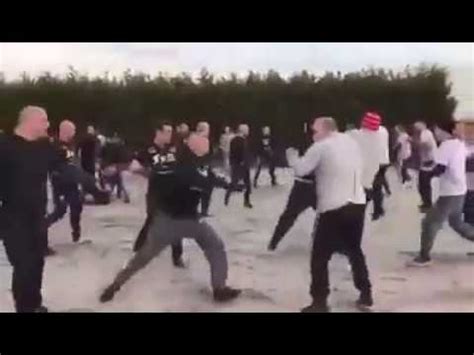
[1,105,473,313]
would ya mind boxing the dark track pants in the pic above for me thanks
[46,183,82,239]
[270,180,316,248]
[310,203,371,303]
[225,165,251,205]
[2,210,47,312]
[254,154,276,187]
[132,195,183,264]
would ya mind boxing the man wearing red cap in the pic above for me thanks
[348,112,387,220]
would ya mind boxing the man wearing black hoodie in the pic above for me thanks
[100,133,240,303]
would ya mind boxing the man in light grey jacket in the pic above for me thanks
[287,117,372,313]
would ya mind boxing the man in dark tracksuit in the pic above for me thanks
[196,121,216,216]
[224,124,253,208]
[0,106,58,312]
[46,121,83,251]
[132,122,185,267]
[254,126,277,188]
[268,131,316,251]
[100,133,241,303]
[79,125,99,177]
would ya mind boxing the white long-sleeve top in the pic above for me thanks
[378,126,390,165]
[348,128,385,189]
[288,132,366,213]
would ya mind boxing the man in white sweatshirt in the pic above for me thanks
[409,120,474,266]
[348,112,387,220]
[287,117,372,312]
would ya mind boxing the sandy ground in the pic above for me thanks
[1,167,473,312]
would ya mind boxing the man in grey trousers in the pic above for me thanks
[99,133,241,303]
[409,120,474,266]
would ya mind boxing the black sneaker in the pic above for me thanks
[72,230,81,243]
[407,255,432,267]
[35,305,49,313]
[99,284,119,303]
[173,258,187,269]
[372,211,385,221]
[244,202,253,209]
[123,196,131,204]
[267,239,278,251]
[44,247,57,257]
[301,302,330,313]
[356,292,373,311]
[213,287,241,302]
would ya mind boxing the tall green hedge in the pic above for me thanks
[0,64,457,147]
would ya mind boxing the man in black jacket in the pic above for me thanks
[254,126,277,188]
[79,125,99,177]
[99,133,241,303]
[46,120,83,253]
[132,121,185,268]
[0,106,58,312]
[224,124,253,208]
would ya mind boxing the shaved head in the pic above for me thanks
[311,116,338,142]
[196,121,210,138]
[15,105,49,140]
[238,124,250,137]
[59,120,76,142]
[187,132,210,157]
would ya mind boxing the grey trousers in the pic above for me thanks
[421,195,474,257]
[111,212,228,290]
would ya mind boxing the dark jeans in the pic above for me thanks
[270,180,316,248]
[372,165,389,217]
[81,159,96,177]
[46,182,83,238]
[132,194,183,264]
[225,165,251,205]
[401,159,411,184]
[2,210,47,312]
[254,154,276,187]
[102,167,130,202]
[310,203,371,303]
[418,169,433,208]
[464,190,474,225]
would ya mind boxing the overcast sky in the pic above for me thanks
[0,42,472,112]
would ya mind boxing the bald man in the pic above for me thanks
[45,120,84,252]
[0,106,58,312]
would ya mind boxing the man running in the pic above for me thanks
[99,133,241,304]
[224,124,253,208]
[46,120,83,254]
[409,120,474,266]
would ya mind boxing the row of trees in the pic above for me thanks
[0,64,457,147]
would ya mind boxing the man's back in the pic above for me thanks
[297,132,365,213]
[230,135,246,166]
